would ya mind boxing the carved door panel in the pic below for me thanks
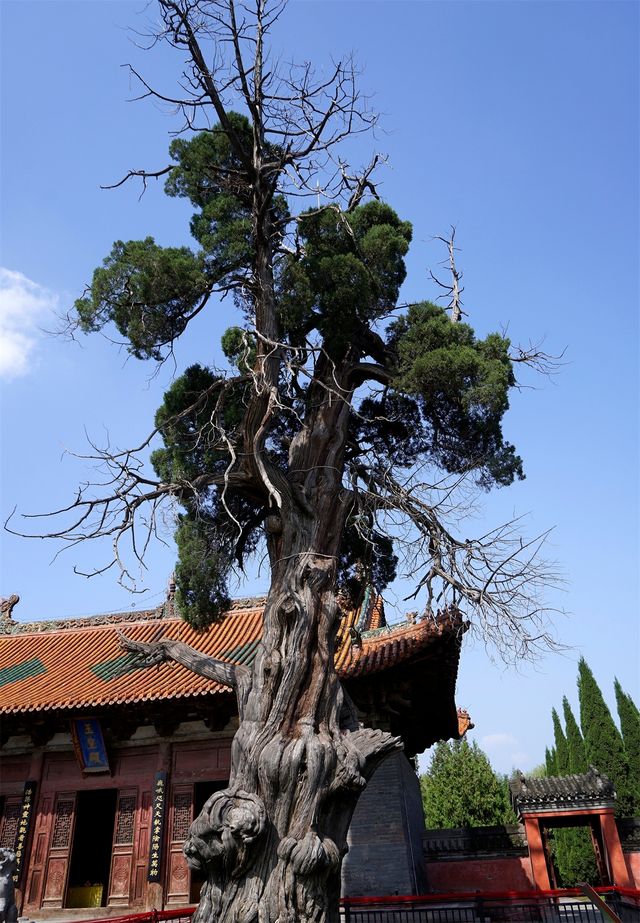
[23,792,53,912]
[132,790,152,906]
[165,785,193,905]
[41,792,77,908]
[0,796,22,850]
[0,796,23,907]
[107,789,138,907]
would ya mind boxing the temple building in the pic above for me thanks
[0,590,467,918]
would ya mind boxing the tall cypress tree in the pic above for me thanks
[545,746,557,776]
[563,696,588,773]
[550,709,571,882]
[561,697,597,883]
[578,658,632,815]
[615,679,640,814]
[552,708,569,773]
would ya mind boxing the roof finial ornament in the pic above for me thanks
[456,707,475,737]
[0,595,19,622]
[167,574,176,600]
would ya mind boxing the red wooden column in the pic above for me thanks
[523,816,552,891]
[599,809,632,887]
[147,741,171,911]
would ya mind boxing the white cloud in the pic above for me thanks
[0,268,58,379]
[481,732,518,748]
[480,732,535,774]
[510,751,533,769]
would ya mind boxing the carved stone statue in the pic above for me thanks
[0,596,19,622]
[0,849,18,923]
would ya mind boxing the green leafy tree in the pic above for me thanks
[421,740,517,828]
[615,679,640,813]
[16,2,560,920]
[578,658,632,815]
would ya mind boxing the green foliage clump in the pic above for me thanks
[278,201,412,350]
[389,303,523,488]
[173,517,231,630]
[151,364,230,483]
[420,739,517,828]
[150,363,258,628]
[165,115,288,282]
[75,238,207,360]
[337,519,397,609]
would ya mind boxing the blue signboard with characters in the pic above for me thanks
[71,717,110,773]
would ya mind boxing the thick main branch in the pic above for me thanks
[118,632,250,689]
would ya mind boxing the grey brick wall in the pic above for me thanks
[341,752,427,897]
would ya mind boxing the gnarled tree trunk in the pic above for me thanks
[187,556,400,923]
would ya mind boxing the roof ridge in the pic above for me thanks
[0,595,268,637]
[361,609,465,643]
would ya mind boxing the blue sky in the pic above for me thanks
[1,0,638,775]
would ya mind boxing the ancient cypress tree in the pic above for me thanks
[578,658,632,816]
[615,679,640,814]
[13,2,561,920]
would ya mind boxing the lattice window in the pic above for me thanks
[114,795,137,845]
[172,793,192,841]
[0,804,20,849]
[51,800,74,848]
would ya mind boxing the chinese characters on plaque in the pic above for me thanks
[71,718,110,773]
[13,780,36,884]
[147,771,167,883]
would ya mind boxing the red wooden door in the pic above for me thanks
[23,791,53,912]
[165,785,193,906]
[41,792,77,909]
[107,789,138,906]
[132,789,152,906]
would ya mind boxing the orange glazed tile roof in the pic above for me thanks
[0,595,464,716]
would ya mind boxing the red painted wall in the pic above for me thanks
[427,857,534,893]
[624,851,640,888]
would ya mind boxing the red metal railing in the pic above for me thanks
[67,908,196,923]
[60,887,640,923]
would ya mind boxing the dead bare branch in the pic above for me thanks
[430,225,465,323]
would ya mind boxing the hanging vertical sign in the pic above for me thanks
[71,717,110,773]
[13,780,37,884]
[147,771,167,882]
